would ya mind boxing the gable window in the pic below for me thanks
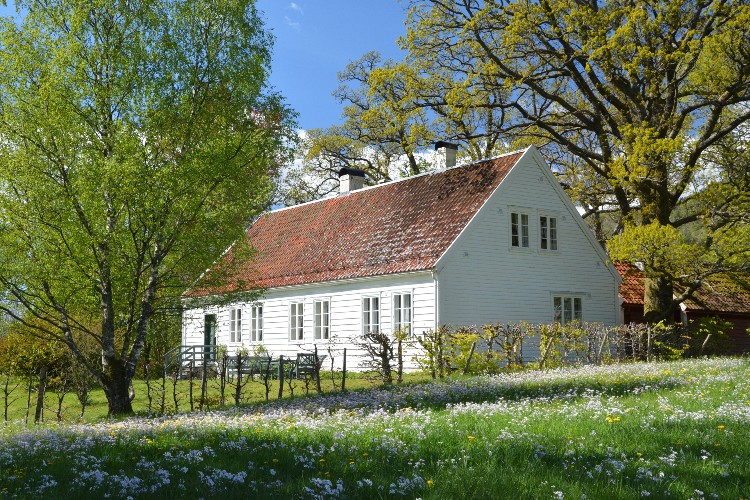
[314,299,330,340]
[553,296,582,324]
[393,292,412,335]
[511,212,529,248]
[230,308,242,343]
[290,302,304,341]
[362,296,380,334]
[540,215,558,250]
[250,305,263,342]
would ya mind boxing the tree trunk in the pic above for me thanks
[102,365,135,416]
[643,276,674,323]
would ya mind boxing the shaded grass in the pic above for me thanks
[0,370,435,423]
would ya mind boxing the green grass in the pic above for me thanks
[1,357,749,498]
[0,370,432,423]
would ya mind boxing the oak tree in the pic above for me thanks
[402,0,750,320]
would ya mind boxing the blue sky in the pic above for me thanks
[257,1,408,129]
[0,1,408,130]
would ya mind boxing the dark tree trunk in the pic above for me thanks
[102,364,135,416]
[643,276,674,323]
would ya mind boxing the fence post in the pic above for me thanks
[647,329,652,362]
[341,348,347,393]
[277,355,284,400]
[314,345,323,394]
[189,360,195,412]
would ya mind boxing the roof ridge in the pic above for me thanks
[270,148,528,216]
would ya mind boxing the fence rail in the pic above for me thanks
[163,345,220,375]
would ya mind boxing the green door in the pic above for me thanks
[204,314,217,361]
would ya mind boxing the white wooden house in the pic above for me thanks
[181,145,621,368]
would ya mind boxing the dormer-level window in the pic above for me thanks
[540,215,558,251]
[511,212,529,248]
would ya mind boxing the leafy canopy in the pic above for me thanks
[0,0,295,414]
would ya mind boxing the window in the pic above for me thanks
[511,212,529,248]
[362,296,380,334]
[553,296,582,324]
[540,216,558,250]
[393,292,412,334]
[290,302,304,340]
[314,300,330,340]
[229,308,242,343]
[251,305,263,342]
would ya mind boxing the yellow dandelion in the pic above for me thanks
[468,436,476,440]
[319,458,326,462]
[427,480,434,487]
[717,425,725,430]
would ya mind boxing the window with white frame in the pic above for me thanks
[362,296,380,334]
[250,305,263,342]
[314,299,330,340]
[553,296,582,324]
[229,307,242,343]
[511,211,529,248]
[393,292,412,335]
[290,302,304,341]
[540,215,558,251]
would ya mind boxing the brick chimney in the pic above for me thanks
[338,167,366,194]
[435,141,458,169]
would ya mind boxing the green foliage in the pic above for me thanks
[0,329,66,376]
[0,0,295,415]
[360,0,750,319]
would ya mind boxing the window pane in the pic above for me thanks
[259,307,263,340]
[511,212,519,246]
[540,216,548,249]
[553,297,562,323]
[521,214,529,247]
[564,298,572,324]
[574,298,582,321]
[550,218,557,250]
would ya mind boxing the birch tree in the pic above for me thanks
[0,0,295,415]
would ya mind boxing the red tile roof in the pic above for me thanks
[614,262,646,305]
[185,151,525,298]
[681,277,750,314]
[615,262,750,314]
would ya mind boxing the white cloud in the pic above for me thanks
[283,15,301,30]
[289,2,303,14]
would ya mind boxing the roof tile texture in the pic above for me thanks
[186,152,524,297]
[615,262,750,314]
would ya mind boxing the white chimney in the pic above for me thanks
[338,167,365,194]
[435,141,458,169]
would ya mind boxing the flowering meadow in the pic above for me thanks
[1,357,748,499]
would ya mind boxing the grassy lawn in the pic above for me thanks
[0,370,429,423]
[1,357,748,498]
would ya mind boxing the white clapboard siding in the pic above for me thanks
[182,272,435,370]
[435,148,620,361]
